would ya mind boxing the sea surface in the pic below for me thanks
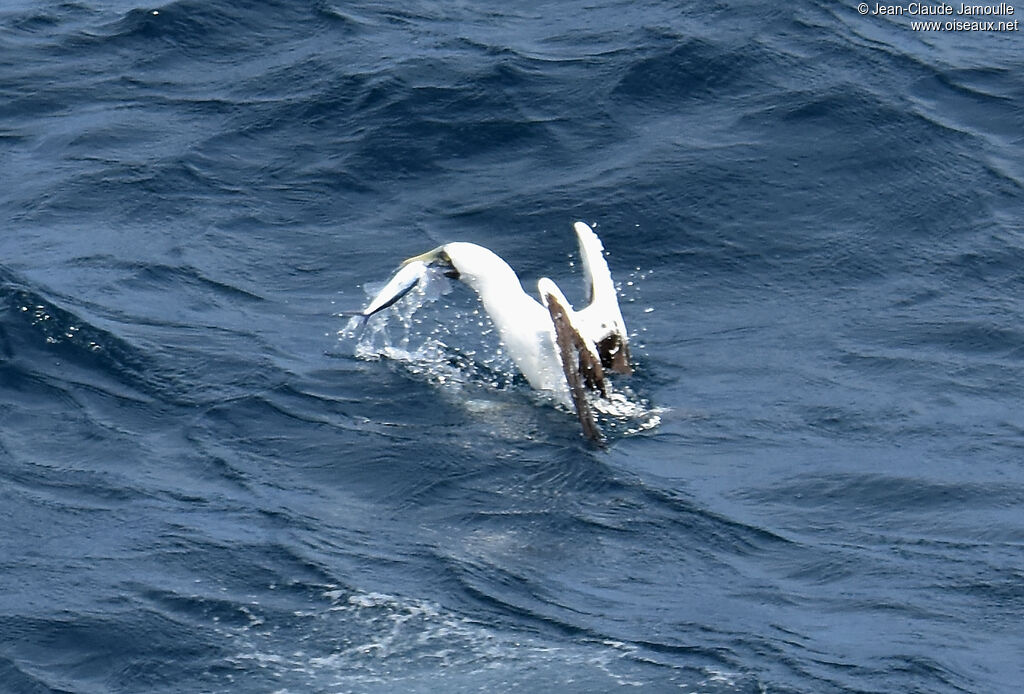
[1,1,1022,692]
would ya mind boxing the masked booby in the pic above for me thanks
[358,221,632,441]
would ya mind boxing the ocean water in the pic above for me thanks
[1,1,1022,692]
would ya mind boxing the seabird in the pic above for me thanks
[357,221,632,441]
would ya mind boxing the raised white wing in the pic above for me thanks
[572,222,632,374]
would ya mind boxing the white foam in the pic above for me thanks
[218,587,706,691]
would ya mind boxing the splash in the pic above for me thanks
[591,388,663,437]
[337,267,519,392]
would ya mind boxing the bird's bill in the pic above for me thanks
[402,246,459,279]
[401,247,443,266]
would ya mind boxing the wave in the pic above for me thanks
[0,265,153,390]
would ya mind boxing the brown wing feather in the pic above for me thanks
[544,291,603,442]
[597,333,633,375]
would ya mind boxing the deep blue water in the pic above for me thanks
[2,1,1023,692]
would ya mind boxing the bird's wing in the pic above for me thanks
[539,278,605,442]
[572,222,632,374]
